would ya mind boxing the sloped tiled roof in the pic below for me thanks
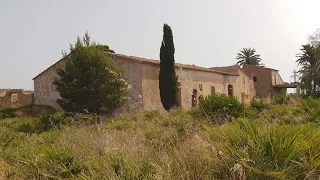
[210,65,239,75]
[104,52,239,76]
[33,52,239,80]
[242,64,279,71]
[210,65,252,78]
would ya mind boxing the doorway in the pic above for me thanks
[177,82,182,107]
[228,84,233,96]
[11,93,18,107]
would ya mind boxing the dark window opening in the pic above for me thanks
[228,84,233,96]
[177,82,182,107]
[192,89,198,107]
[253,76,257,82]
[199,84,203,91]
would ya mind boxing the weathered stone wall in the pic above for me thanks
[0,95,11,107]
[140,63,246,111]
[34,60,65,109]
[232,68,256,103]
[0,89,34,108]
[33,54,143,115]
[33,53,256,114]
[107,54,143,116]
[211,66,256,103]
[243,65,273,95]
[271,70,284,85]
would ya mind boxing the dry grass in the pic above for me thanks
[1,100,320,179]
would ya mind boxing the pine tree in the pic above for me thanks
[159,24,178,111]
[53,32,128,114]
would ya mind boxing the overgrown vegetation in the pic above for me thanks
[0,107,16,119]
[0,105,56,119]
[198,94,245,124]
[1,97,320,179]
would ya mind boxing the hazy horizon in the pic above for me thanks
[1,0,320,90]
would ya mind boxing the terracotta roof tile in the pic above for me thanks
[210,65,252,78]
[104,52,239,76]
[242,64,279,71]
[33,52,239,80]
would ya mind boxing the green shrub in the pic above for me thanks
[0,107,16,119]
[106,150,153,179]
[300,97,320,123]
[106,119,132,130]
[39,111,68,131]
[199,94,244,124]
[17,105,56,117]
[250,99,267,112]
[243,107,259,119]
[145,126,179,150]
[0,128,24,151]
[15,118,43,133]
[274,93,289,105]
[12,145,85,179]
[261,104,305,124]
[1,118,44,134]
[204,119,320,179]
[38,145,84,178]
[5,111,69,134]
[143,111,160,120]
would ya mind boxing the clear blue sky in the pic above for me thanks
[1,0,320,90]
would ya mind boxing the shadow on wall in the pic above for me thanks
[0,89,34,108]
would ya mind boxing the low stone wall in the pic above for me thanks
[0,89,34,108]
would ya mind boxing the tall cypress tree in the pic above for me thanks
[159,24,178,111]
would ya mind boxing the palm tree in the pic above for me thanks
[236,48,263,66]
[296,44,320,95]
[296,44,317,67]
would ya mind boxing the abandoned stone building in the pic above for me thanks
[210,65,256,102]
[242,64,300,96]
[0,89,34,108]
[33,52,256,113]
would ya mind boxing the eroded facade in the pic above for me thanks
[0,89,34,108]
[33,52,256,113]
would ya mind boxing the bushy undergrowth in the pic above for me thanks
[205,119,320,179]
[199,94,244,124]
[17,104,56,117]
[0,111,69,134]
[274,93,289,104]
[1,98,320,179]
[250,99,267,112]
[0,107,16,119]
[0,105,56,120]
[301,97,320,123]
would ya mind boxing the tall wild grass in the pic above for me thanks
[1,96,320,179]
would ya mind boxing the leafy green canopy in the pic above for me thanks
[53,32,128,114]
[159,24,178,111]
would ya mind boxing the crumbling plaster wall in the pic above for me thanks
[140,63,240,111]
[0,89,34,108]
[33,55,143,115]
